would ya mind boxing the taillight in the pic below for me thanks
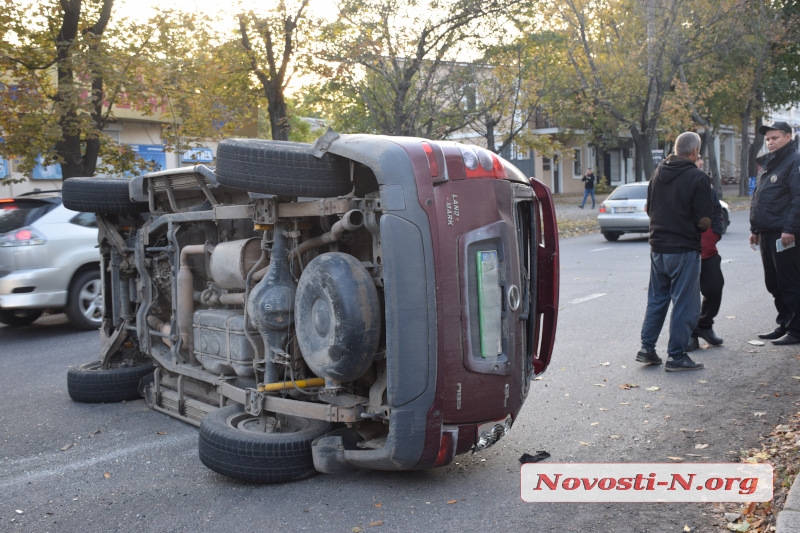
[434,426,459,467]
[598,203,606,213]
[421,142,440,178]
[459,146,506,179]
[0,227,46,247]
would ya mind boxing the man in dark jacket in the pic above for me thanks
[749,121,800,345]
[636,131,713,371]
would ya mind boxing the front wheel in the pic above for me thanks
[199,405,331,483]
[67,361,154,403]
[0,309,43,327]
[603,232,621,242]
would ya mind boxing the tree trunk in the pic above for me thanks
[739,102,752,197]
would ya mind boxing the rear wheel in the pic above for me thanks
[0,309,42,327]
[603,232,621,241]
[66,269,103,330]
[215,139,352,197]
[67,361,154,403]
[199,405,331,483]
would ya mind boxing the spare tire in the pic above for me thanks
[215,139,352,197]
[63,177,148,215]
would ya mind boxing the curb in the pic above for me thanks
[776,476,800,533]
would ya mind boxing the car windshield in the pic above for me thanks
[607,185,648,201]
[0,199,59,234]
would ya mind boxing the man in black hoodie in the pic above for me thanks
[749,121,800,345]
[636,131,713,371]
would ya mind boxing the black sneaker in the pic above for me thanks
[687,336,699,352]
[665,354,704,372]
[636,348,662,365]
[695,327,723,345]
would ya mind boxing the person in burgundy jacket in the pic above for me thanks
[688,155,725,351]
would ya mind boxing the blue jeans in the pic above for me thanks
[580,188,595,208]
[640,251,701,357]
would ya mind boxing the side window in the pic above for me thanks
[573,148,582,177]
[70,212,97,228]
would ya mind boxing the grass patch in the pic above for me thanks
[557,217,600,238]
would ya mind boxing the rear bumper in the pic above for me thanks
[598,214,649,232]
[0,268,68,309]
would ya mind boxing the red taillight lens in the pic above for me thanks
[0,226,46,247]
[434,427,458,467]
[598,204,606,213]
[15,229,33,241]
[421,142,440,178]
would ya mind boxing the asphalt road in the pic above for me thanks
[1,208,797,533]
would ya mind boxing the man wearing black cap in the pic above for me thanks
[749,121,800,345]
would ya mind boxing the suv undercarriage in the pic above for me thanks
[63,132,559,482]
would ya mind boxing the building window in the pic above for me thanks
[510,143,530,160]
[573,148,582,176]
[542,157,551,171]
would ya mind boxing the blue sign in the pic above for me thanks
[0,157,7,178]
[32,156,63,180]
[130,144,166,172]
[182,148,214,163]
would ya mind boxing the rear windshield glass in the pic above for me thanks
[0,200,58,234]
[607,185,648,201]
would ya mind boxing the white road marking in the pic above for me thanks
[591,247,612,252]
[3,432,196,489]
[570,293,607,304]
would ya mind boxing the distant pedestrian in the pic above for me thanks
[636,132,713,371]
[749,121,800,345]
[578,168,596,209]
[688,156,725,351]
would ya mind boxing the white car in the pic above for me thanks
[598,182,730,241]
[0,191,102,328]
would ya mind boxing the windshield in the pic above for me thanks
[607,185,648,201]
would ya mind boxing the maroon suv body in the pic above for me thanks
[63,132,559,481]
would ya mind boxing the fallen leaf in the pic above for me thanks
[726,522,750,532]
[698,380,708,384]
[668,456,684,461]
[534,376,543,381]
[89,430,101,437]
[352,528,362,533]
[743,502,758,516]
[619,402,630,405]
[664,415,671,419]
[590,422,599,426]
[683,526,692,532]
[600,362,610,366]
[792,376,800,380]
[374,503,382,508]
[645,386,660,392]
[609,435,620,439]
[15,510,23,515]
[447,500,457,504]
[599,408,609,411]
[754,412,766,418]
[61,443,75,451]
[369,521,383,527]
[695,443,709,449]
[156,431,166,435]
[103,472,111,479]
[579,441,591,446]
[748,340,765,346]
[594,383,606,387]
[619,383,639,390]
[726,316,736,319]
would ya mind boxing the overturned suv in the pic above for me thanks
[63,132,559,482]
